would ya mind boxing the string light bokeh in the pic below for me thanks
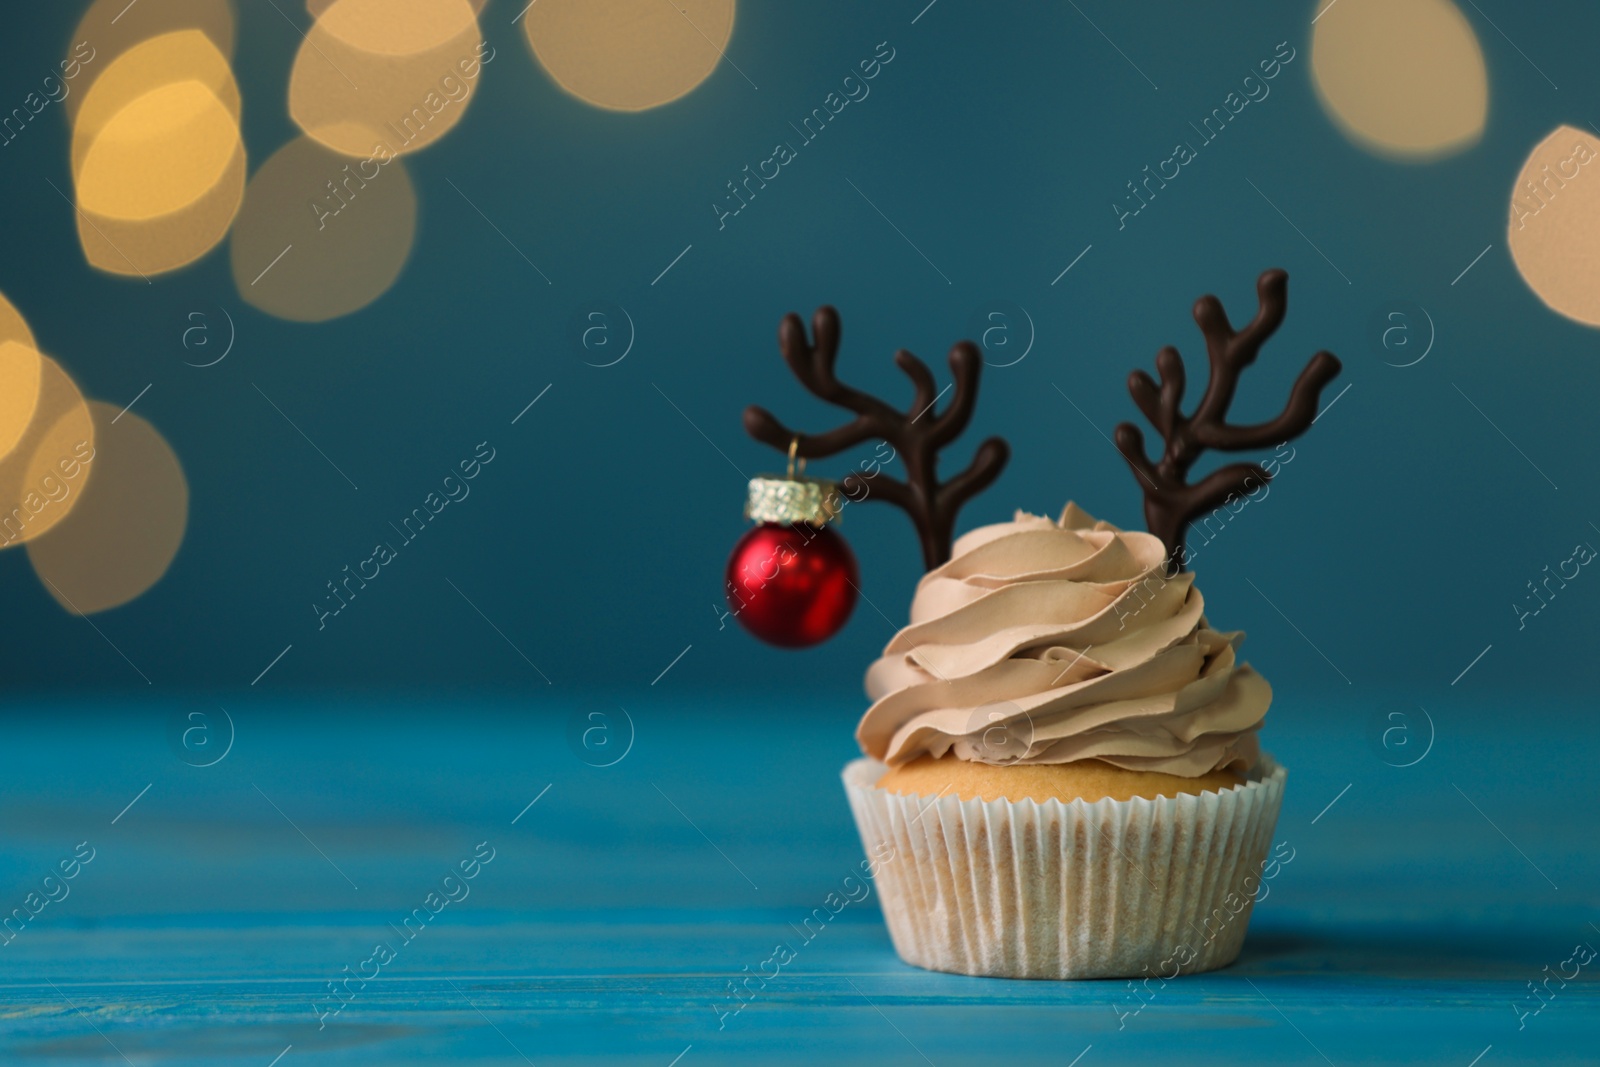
[522,0,736,111]
[229,134,419,322]
[27,402,189,615]
[288,0,486,160]
[0,339,98,551]
[1508,125,1600,327]
[1310,0,1487,160]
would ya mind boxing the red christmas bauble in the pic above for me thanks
[726,522,858,648]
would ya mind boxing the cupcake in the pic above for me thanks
[843,504,1285,979]
[739,273,1338,980]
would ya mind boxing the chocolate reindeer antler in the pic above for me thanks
[1113,269,1342,572]
[744,306,1010,570]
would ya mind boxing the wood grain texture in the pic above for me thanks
[0,695,1593,1065]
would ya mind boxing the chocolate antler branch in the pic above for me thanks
[744,306,1009,569]
[1113,269,1341,571]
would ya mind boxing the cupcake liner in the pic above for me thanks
[842,754,1286,979]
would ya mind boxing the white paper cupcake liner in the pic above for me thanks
[842,754,1286,979]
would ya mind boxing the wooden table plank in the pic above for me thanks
[0,697,1593,1064]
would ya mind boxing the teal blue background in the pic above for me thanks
[0,0,1596,709]
[1,4,1598,1061]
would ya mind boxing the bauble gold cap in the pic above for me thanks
[744,475,844,526]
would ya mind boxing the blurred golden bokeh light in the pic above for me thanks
[524,0,735,112]
[308,0,486,15]
[71,30,241,180]
[77,81,241,220]
[28,403,189,616]
[1311,0,1487,160]
[0,349,95,549]
[290,0,486,159]
[65,0,235,125]
[70,30,245,277]
[77,141,246,277]
[0,295,40,464]
[0,340,43,465]
[0,291,35,349]
[316,0,478,57]
[230,135,418,322]
[1508,125,1600,328]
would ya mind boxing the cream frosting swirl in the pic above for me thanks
[858,503,1269,776]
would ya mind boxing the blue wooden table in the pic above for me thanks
[0,694,1593,1065]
